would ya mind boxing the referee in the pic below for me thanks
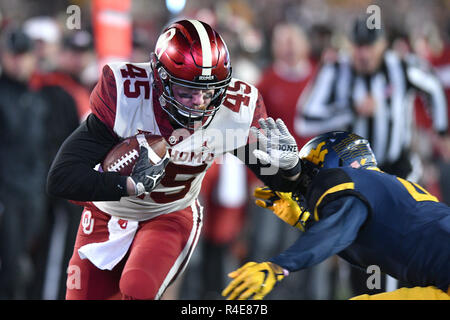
[296,17,449,181]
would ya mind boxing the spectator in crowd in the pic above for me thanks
[30,29,93,122]
[410,22,450,205]
[31,32,89,300]
[308,24,336,67]
[257,22,315,147]
[25,18,86,299]
[131,28,153,64]
[0,27,47,299]
[23,16,61,73]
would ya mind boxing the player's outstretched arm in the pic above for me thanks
[251,117,301,179]
[234,117,303,192]
[221,262,286,300]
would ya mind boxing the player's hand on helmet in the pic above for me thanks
[221,261,286,300]
[254,186,310,232]
[129,146,170,196]
[251,118,301,176]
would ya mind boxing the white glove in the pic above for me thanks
[251,118,300,175]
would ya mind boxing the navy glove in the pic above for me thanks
[130,146,169,196]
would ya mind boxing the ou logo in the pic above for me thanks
[155,28,176,59]
[81,210,94,235]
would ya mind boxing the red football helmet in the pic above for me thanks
[151,19,232,130]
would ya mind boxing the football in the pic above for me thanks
[101,133,168,176]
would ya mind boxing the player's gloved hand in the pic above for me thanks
[254,187,310,231]
[221,261,286,300]
[251,118,301,176]
[130,146,170,196]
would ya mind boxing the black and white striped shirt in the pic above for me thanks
[296,50,448,168]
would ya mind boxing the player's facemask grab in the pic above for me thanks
[250,131,377,234]
[150,19,232,131]
[257,131,377,233]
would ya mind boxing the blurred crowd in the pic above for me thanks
[0,0,449,300]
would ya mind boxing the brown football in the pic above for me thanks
[101,133,168,176]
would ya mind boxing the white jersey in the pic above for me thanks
[91,62,264,221]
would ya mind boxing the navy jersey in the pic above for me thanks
[270,167,450,292]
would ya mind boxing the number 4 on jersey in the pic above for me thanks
[223,80,251,112]
[397,177,438,202]
[120,64,148,78]
[120,64,150,99]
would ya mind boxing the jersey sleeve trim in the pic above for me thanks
[306,168,371,222]
[251,91,268,128]
[314,182,355,221]
[90,64,117,131]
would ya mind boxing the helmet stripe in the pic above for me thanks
[188,19,212,76]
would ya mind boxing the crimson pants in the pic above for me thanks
[66,201,203,300]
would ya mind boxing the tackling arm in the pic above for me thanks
[222,195,368,300]
[269,195,368,271]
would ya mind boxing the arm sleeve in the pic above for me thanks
[250,91,268,128]
[269,195,368,272]
[405,56,448,134]
[46,113,129,201]
[295,62,354,137]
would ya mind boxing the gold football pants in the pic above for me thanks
[350,286,450,300]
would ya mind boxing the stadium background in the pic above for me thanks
[0,0,448,300]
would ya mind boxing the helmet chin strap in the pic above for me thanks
[158,95,188,129]
[159,94,215,131]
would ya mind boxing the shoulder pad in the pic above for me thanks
[305,168,359,221]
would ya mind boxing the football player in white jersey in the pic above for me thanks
[47,19,302,300]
